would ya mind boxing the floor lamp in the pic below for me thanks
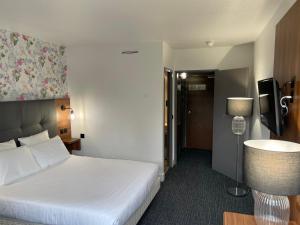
[226,97,253,197]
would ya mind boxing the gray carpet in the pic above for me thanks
[138,150,254,225]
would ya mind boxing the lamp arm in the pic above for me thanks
[61,105,73,111]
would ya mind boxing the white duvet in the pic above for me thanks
[0,155,159,225]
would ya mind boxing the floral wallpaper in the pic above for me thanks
[0,29,68,101]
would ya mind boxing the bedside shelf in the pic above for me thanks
[224,212,297,225]
[62,138,81,153]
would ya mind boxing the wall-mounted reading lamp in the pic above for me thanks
[61,105,75,120]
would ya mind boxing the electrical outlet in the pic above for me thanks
[80,133,85,139]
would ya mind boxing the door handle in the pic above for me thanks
[188,110,192,115]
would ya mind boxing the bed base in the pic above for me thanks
[125,177,160,225]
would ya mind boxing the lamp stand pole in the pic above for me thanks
[227,116,248,197]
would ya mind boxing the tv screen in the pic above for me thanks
[258,78,282,136]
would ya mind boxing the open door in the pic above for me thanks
[212,68,250,181]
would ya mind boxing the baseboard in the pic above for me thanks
[160,172,165,182]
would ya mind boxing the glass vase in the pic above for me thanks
[252,190,290,225]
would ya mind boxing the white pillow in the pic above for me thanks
[0,140,16,152]
[18,130,50,146]
[0,146,41,185]
[29,136,70,169]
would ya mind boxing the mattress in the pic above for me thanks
[0,156,160,225]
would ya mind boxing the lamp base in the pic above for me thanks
[252,190,290,225]
[227,187,248,197]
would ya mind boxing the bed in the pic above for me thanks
[0,155,160,225]
[0,99,160,225]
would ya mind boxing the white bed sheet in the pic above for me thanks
[0,155,159,225]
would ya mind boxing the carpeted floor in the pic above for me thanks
[138,150,254,225]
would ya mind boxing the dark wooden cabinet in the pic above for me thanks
[62,138,81,153]
[273,1,300,143]
[273,1,300,222]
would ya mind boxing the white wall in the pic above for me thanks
[173,46,231,71]
[67,42,165,178]
[173,43,254,99]
[173,43,254,72]
[66,0,296,180]
[250,0,296,139]
[163,42,174,70]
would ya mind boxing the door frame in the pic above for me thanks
[163,68,183,168]
[164,68,177,168]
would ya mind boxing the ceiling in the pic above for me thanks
[0,0,284,48]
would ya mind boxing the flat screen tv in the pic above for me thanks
[258,78,282,136]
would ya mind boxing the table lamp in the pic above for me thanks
[226,97,253,197]
[244,140,300,225]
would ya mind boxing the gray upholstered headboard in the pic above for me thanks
[0,99,57,143]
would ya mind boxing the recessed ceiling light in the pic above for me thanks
[206,41,215,47]
[121,50,139,54]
